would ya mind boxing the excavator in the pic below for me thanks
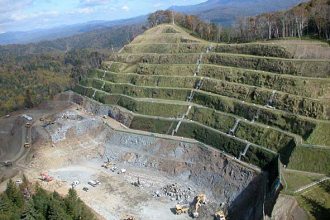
[174,193,207,217]
[101,156,115,169]
[192,193,207,218]
[215,210,226,220]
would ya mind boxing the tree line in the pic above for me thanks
[235,0,330,42]
[0,177,96,219]
[148,0,330,43]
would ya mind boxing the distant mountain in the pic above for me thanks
[0,0,307,45]
[170,0,307,26]
[0,15,146,45]
[0,24,145,58]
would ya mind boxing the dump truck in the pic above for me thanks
[192,193,207,218]
[175,204,189,215]
[215,210,226,220]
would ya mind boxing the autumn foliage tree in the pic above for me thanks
[148,0,330,43]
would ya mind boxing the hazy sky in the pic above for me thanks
[0,0,205,33]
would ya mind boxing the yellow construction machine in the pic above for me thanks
[175,204,189,215]
[101,161,114,169]
[192,193,207,218]
[215,210,226,220]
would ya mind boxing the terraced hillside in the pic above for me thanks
[75,24,330,198]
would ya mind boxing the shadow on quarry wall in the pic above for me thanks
[227,172,267,220]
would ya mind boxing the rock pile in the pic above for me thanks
[160,183,195,202]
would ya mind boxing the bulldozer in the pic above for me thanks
[175,204,189,215]
[192,193,207,218]
[215,210,226,220]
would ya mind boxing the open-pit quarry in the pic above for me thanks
[1,24,330,220]
[1,92,264,220]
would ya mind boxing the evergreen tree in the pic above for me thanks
[64,188,96,220]
[52,191,63,203]
[0,194,21,219]
[21,200,44,220]
[64,188,80,218]
[5,179,24,208]
[0,179,96,219]
[0,194,12,213]
[47,198,72,220]
[0,194,13,219]
[32,185,50,217]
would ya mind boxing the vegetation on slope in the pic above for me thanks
[0,178,96,220]
[296,180,330,220]
[288,146,330,174]
[282,170,330,219]
[306,122,330,146]
[136,63,330,98]
[282,170,326,193]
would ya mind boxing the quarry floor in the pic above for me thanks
[26,163,195,220]
[0,99,217,220]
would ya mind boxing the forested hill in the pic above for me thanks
[0,24,144,57]
[0,23,145,116]
[170,0,307,26]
